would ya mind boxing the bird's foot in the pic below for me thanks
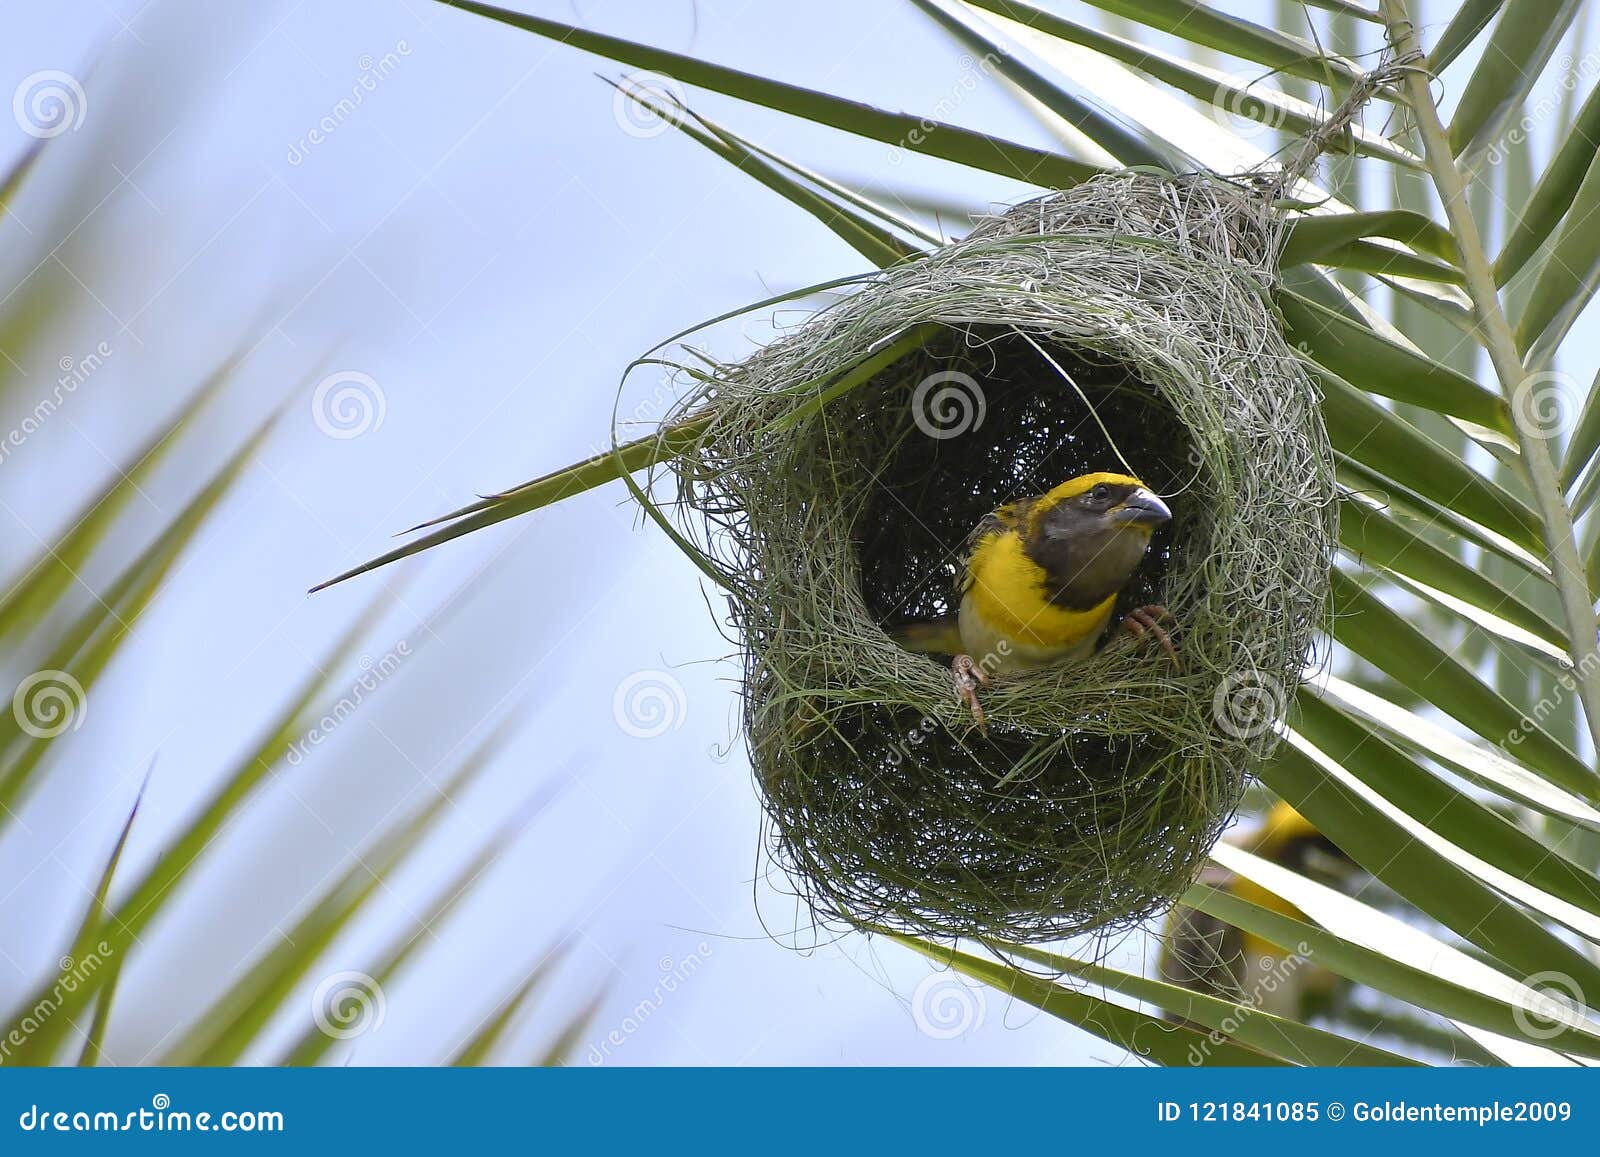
[952,653,990,734]
[1121,604,1182,670]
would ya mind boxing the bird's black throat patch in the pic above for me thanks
[1028,517,1159,612]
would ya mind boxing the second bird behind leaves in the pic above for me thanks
[890,471,1179,730]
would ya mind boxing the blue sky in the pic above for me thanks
[1,0,1588,1065]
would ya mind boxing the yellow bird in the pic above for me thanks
[1160,802,1354,1023]
[891,471,1178,728]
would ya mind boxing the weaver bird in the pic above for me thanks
[1160,802,1354,1023]
[890,471,1177,729]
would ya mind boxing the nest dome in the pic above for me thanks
[655,170,1336,943]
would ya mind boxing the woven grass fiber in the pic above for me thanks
[648,169,1336,943]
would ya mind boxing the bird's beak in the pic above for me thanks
[1116,488,1171,529]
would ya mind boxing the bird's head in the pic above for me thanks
[1023,471,1171,608]
[1029,471,1171,539]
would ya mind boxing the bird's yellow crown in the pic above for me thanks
[1023,471,1152,536]
[1043,471,1148,502]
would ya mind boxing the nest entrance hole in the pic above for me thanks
[844,324,1195,634]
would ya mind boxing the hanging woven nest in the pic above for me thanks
[647,170,1336,943]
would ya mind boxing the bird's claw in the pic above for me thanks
[1122,604,1182,670]
[952,653,989,734]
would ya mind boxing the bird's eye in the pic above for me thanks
[1090,484,1109,500]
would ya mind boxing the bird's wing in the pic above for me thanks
[957,501,1026,596]
[887,501,1024,657]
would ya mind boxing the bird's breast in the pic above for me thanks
[960,532,1116,667]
